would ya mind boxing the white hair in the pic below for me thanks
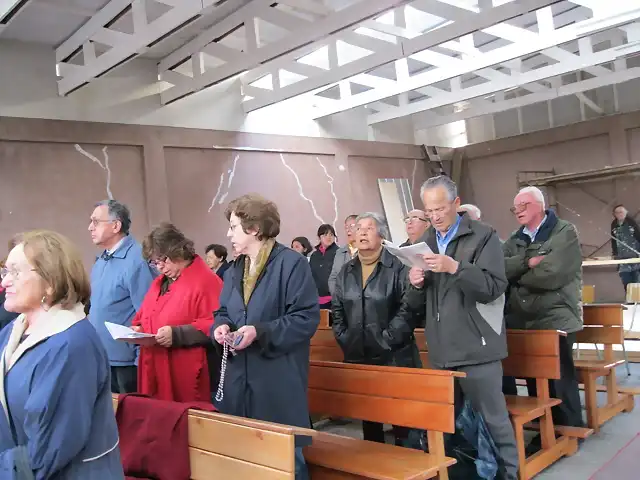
[517,186,546,210]
[355,212,390,239]
[420,175,458,201]
[459,204,482,221]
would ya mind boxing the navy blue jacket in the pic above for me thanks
[211,243,319,445]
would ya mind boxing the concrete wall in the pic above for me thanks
[459,111,640,302]
[0,117,426,267]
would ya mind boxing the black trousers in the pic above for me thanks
[503,332,583,428]
[110,366,137,394]
[452,361,519,480]
[619,270,640,295]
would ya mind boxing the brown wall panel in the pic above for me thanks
[463,113,640,302]
[0,140,147,267]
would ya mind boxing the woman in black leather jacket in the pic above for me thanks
[332,212,421,445]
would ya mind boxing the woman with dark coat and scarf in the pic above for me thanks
[332,212,421,445]
[309,224,339,309]
[211,194,320,480]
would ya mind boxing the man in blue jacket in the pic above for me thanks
[88,199,155,393]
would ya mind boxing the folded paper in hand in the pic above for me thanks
[383,240,434,270]
[105,322,156,345]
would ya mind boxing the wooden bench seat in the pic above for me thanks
[575,304,635,432]
[505,396,562,421]
[306,360,463,480]
[112,395,298,479]
[305,431,456,480]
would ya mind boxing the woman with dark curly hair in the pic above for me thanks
[132,223,223,403]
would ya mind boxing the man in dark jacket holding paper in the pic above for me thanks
[502,186,584,432]
[404,175,518,480]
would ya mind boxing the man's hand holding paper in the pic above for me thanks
[422,253,459,274]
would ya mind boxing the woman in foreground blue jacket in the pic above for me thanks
[0,230,124,479]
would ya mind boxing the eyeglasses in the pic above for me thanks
[89,218,114,227]
[404,216,428,224]
[356,226,376,233]
[1,267,36,281]
[510,203,532,214]
[345,223,356,231]
[148,256,168,268]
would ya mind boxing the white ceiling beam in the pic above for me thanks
[242,0,562,112]
[158,0,413,105]
[413,66,640,130]
[56,0,133,62]
[312,4,640,120]
[369,38,640,125]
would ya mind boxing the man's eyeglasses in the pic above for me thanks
[510,203,532,214]
[404,216,428,224]
[0,267,36,281]
[89,218,115,227]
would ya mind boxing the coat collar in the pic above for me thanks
[514,209,558,244]
[0,303,86,423]
[231,242,286,303]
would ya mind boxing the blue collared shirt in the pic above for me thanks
[436,214,462,254]
[523,215,547,242]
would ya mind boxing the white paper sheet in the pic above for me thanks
[383,240,434,270]
[105,322,156,345]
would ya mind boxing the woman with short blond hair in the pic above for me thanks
[0,230,124,479]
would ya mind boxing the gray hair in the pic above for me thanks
[517,186,546,210]
[420,175,458,201]
[459,204,482,221]
[95,199,131,235]
[355,212,390,239]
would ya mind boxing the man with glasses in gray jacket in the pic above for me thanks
[404,175,518,480]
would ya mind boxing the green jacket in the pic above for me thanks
[502,210,583,333]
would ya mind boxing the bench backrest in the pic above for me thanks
[310,326,343,362]
[576,304,625,345]
[502,329,564,380]
[112,395,296,479]
[308,360,460,433]
[319,309,330,328]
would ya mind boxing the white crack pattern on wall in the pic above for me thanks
[315,156,339,230]
[280,154,325,225]
[208,154,240,213]
[411,158,418,193]
[75,144,113,199]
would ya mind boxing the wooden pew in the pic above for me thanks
[319,309,330,328]
[306,360,461,480]
[310,325,343,362]
[112,395,297,479]
[504,329,591,480]
[574,304,635,432]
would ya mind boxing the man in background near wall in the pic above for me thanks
[400,209,430,247]
[328,214,359,295]
[611,204,640,294]
[502,186,584,449]
[459,204,482,221]
[88,199,156,394]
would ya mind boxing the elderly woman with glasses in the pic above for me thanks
[211,194,319,480]
[0,231,124,479]
[332,212,421,446]
[131,223,223,403]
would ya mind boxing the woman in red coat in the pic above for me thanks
[133,223,223,402]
